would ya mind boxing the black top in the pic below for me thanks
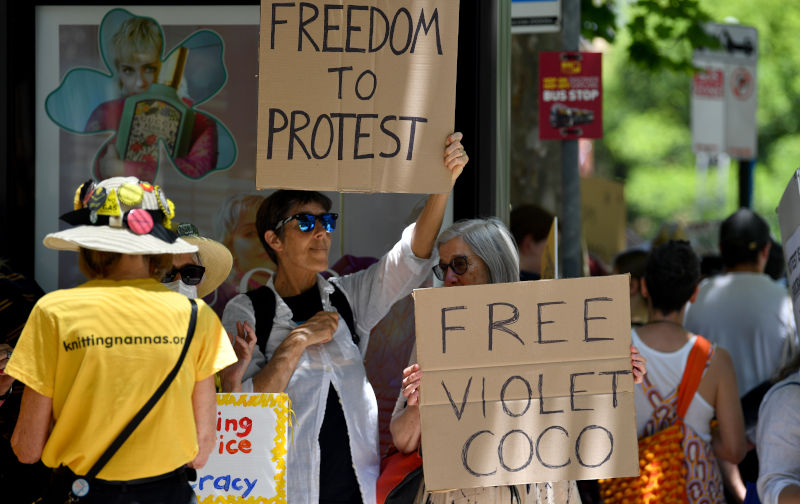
[520,270,541,281]
[283,286,362,504]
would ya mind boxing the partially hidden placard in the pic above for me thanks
[256,0,460,193]
[413,275,638,491]
[194,393,291,503]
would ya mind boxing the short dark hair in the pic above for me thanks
[719,208,770,268]
[256,190,333,264]
[613,249,648,280]
[509,204,555,245]
[644,240,700,315]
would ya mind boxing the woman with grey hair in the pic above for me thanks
[388,218,647,504]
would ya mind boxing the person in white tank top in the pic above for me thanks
[634,240,746,503]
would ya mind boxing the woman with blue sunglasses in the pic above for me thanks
[219,133,469,504]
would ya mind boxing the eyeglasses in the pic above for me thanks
[161,264,206,285]
[275,212,339,233]
[432,255,477,281]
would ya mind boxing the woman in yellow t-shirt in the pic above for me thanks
[6,177,236,503]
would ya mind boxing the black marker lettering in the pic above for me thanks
[390,8,413,55]
[267,108,288,159]
[576,425,613,468]
[487,302,522,350]
[355,70,377,100]
[500,376,532,418]
[584,297,613,342]
[462,430,496,477]
[345,5,367,53]
[536,426,570,469]
[499,430,534,472]
[411,8,443,54]
[288,110,311,160]
[298,2,319,51]
[398,116,427,160]
[441,306,466,353]
[570,372,595,412]
[441,377,472,421]
[369,7,389,52]
[538,373,564,414]
[271,3,294,50]
[323,4,343,52]
[354,113,377,159]
[537,301,567,344]
[599,370,631,408]
[311,114,333,159]
[379,116,400,158]
[327,66,353,99]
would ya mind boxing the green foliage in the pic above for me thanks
[595,0,800,244]
[582,0,719,72]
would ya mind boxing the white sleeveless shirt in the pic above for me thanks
[632,328,716,441]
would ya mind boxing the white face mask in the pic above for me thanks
[162,280,199,299]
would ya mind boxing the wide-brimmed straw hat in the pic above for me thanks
[175,223,233,298]
[44,177,197,255]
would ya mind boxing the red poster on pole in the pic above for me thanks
[538,52,602,140]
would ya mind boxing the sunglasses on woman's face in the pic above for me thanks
[161,264,206,285]
[433,255,474,281]
[275,212,339,233]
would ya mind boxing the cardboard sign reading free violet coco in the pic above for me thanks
[256,0,460,193]
[414,275,639,491]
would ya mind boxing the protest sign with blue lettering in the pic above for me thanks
[194,393,291,503]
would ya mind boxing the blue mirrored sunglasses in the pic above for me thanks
[275,212,339,233]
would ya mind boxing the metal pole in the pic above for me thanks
[561,0,582,277]
[738,159,754,208]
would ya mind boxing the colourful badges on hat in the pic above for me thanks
[73,186,83,210]
[140,182,154,192]
[162,199,176,230]
[75,180,96,210]
[126,209,154,235]
[96,189,121,217]
[118,182,144,206]
[87,187,107,212]
[155,186,170,216]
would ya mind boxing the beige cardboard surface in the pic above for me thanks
[414,275,638,490]
[777,170,800,350]
[256,0,460,193]
[581,177,626,265]
[778,169,800,243]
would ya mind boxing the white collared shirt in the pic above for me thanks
[222,224,433,504]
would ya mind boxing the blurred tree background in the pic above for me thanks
[585,0,800,243]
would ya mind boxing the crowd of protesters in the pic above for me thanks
[1,147,799,504]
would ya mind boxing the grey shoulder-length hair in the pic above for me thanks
[436,218,520,284]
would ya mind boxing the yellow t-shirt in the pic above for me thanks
[6,278,237,480]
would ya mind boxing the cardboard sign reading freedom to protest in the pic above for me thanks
[194,393,291,503]
[414,275,638,490]
[257,0,460,193]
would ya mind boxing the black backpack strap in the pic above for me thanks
[330,283,358,346]
[245,286,277,356]
[245,282,358,352]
